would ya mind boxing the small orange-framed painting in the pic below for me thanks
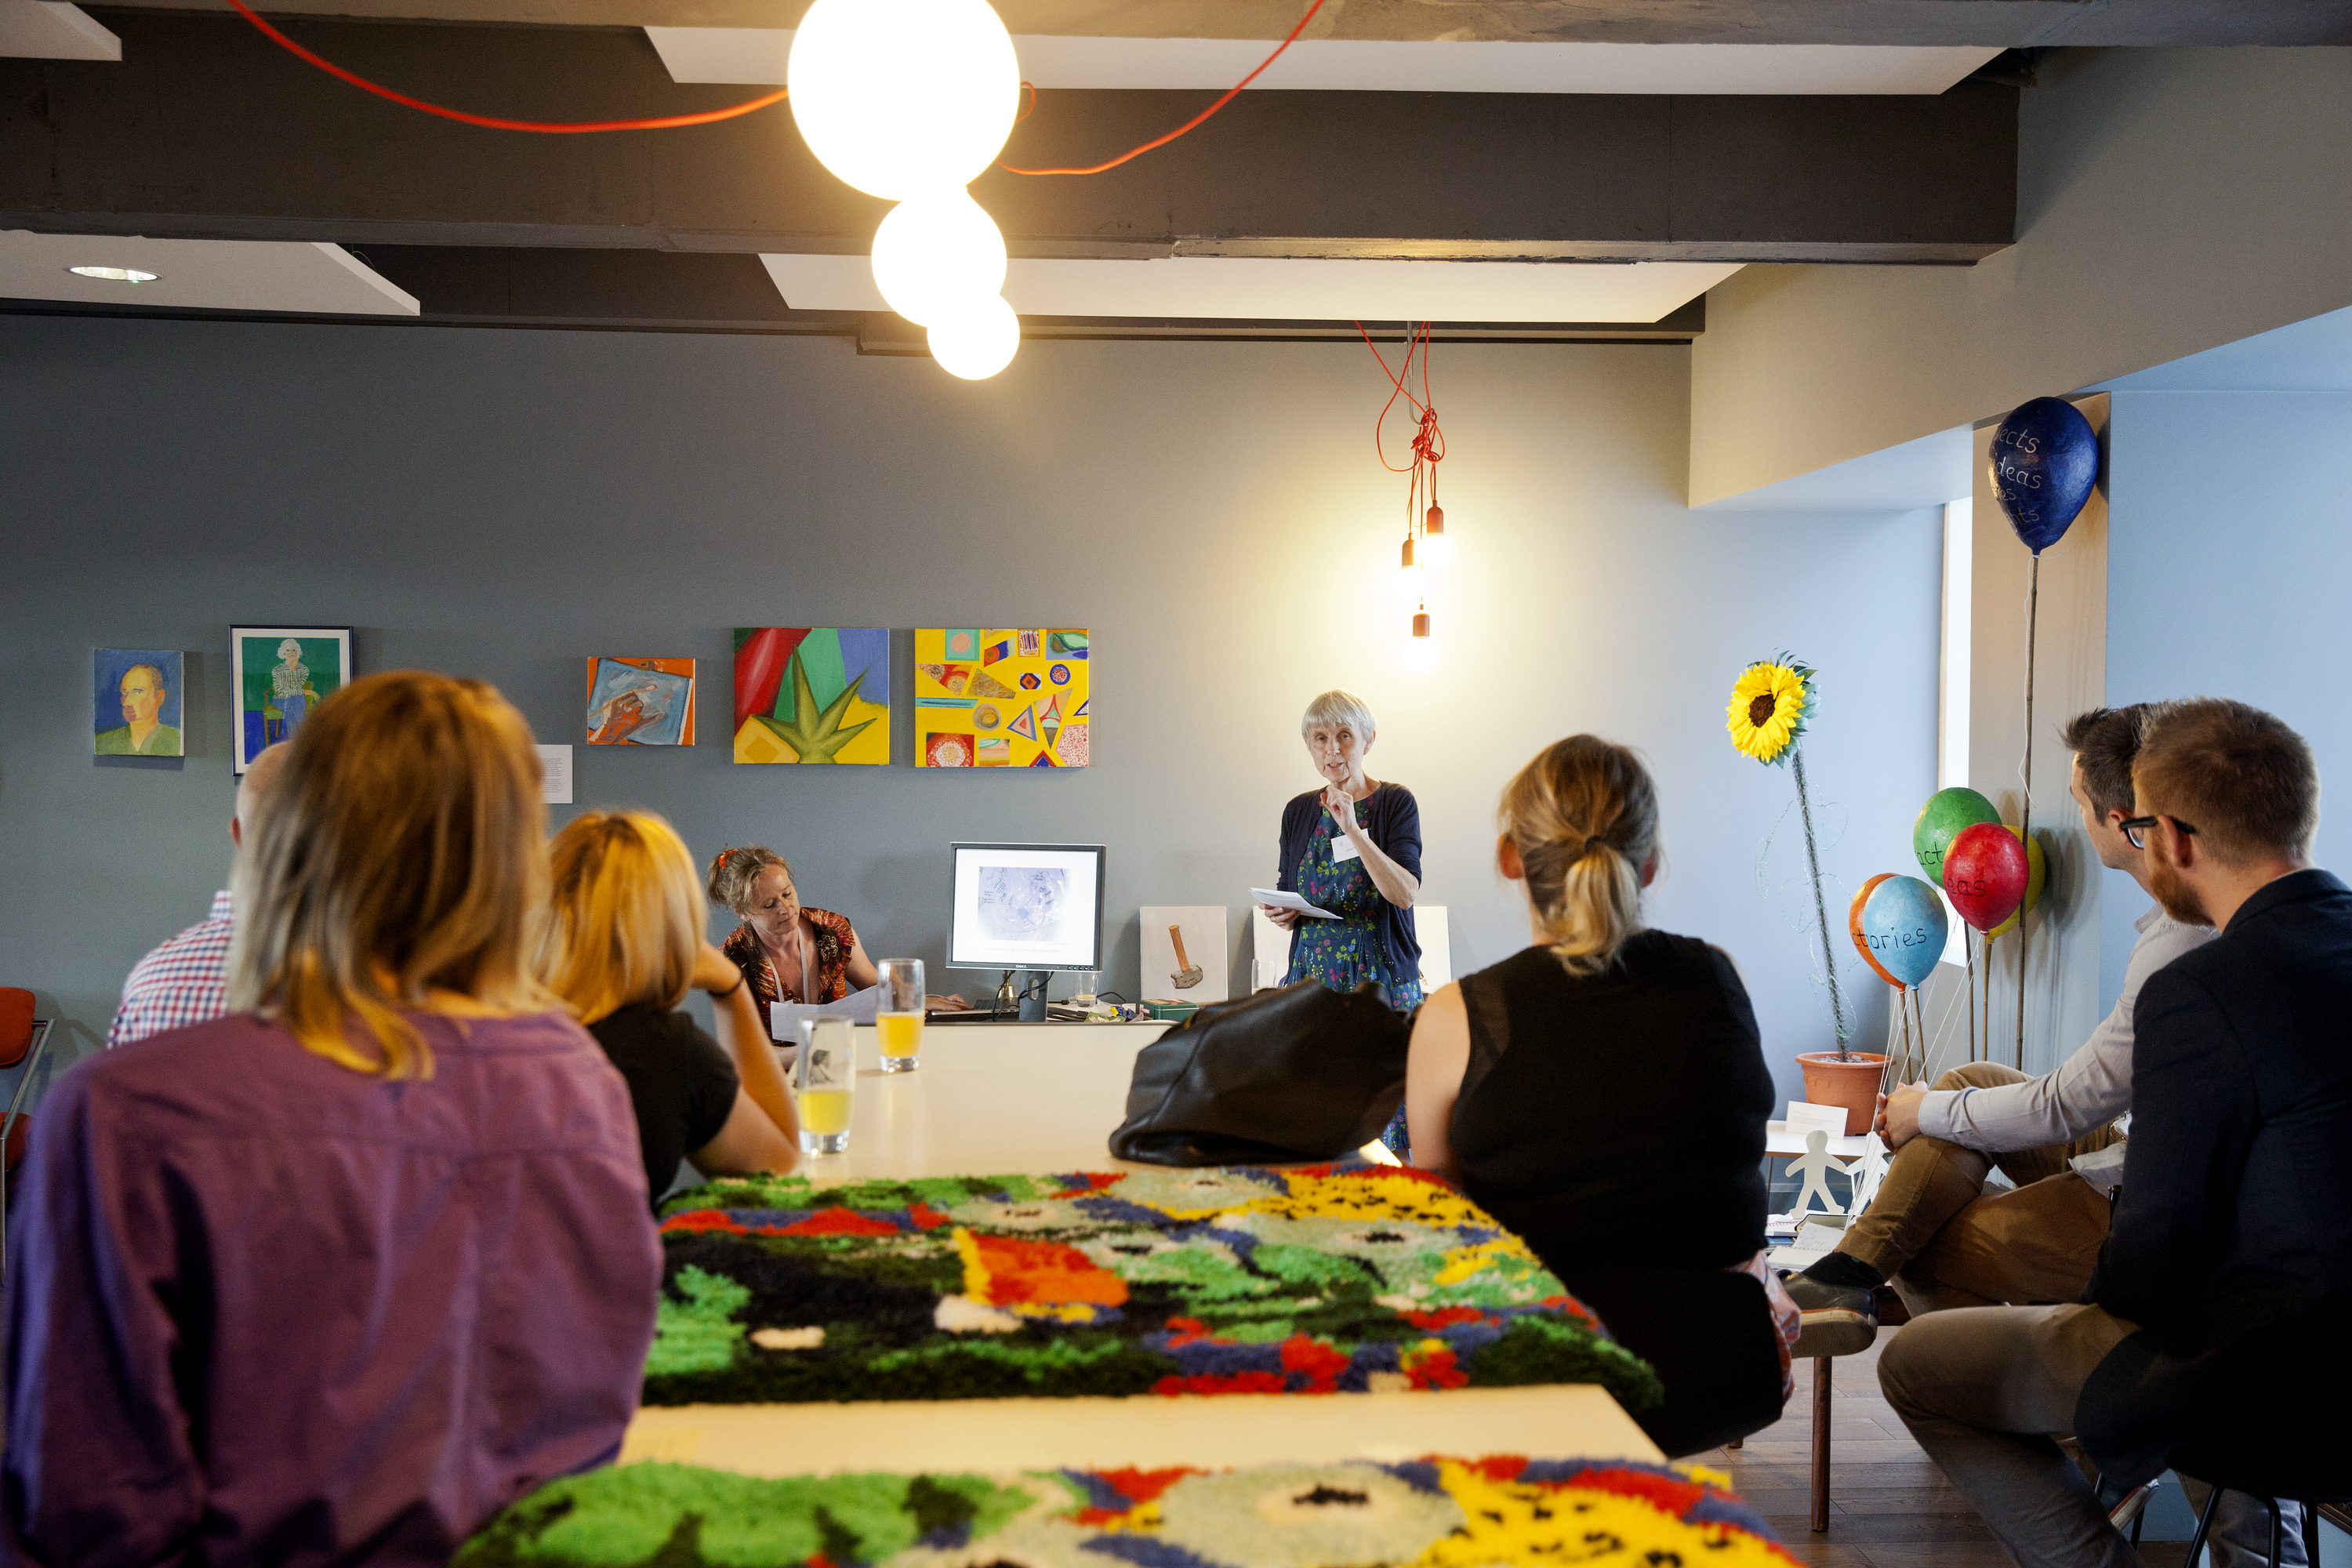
[586,658,696,746]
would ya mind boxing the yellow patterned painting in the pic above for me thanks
[915,627,1089,768]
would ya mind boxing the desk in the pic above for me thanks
[803,1021,1170,1180]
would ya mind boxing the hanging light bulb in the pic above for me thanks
[870,191,1007,326]
[787,0,1020,201]
[1404,608,1439,671]
[1420,502,1454,568]
[1395,535,1425,607]
[927,294,1021,379]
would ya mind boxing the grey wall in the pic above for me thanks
[1690,47,2352,504]
[0,314,1940,1107]
[2101,390,2352,1007]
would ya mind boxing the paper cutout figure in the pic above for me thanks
[1790,1129,1855,1217]
[1849,1136,1891,1214]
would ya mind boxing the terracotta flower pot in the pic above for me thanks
[1796,1052,1888,1137]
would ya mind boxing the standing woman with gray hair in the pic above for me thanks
[1258,688,1424,1018]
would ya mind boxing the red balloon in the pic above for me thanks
[1943,822,2028,932]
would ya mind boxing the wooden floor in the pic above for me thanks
[1685,1339,2193,1568]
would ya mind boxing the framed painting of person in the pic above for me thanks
[94,649,184,757]
[231,626,351,774]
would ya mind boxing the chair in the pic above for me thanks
[1775,1286,1907,1531]
[0,987,56,1272]
[2172,1444,2347,1568]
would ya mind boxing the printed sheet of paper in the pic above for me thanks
[536,745,573,804]
[770,983,882,1041]
[1250,887,1339,920]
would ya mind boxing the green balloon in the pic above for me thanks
[1914,786,2002,885]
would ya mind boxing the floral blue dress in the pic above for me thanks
[1283,804,1425,1156]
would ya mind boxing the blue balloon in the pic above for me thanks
[1989,397,2100,554]
[1861,876,1948,989]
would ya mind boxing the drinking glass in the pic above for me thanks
[793,1017,856,1154]
[877,957,925,1073]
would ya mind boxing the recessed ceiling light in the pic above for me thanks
[67,265,159,283]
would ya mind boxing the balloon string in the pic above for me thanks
[1964,927,1978,1064]
[2016,551,2039,1069]
[1791,747,1851,1052]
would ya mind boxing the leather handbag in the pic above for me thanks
[1109,979,1410,1167]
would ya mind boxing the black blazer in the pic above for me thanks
[2078,868,2352,1486]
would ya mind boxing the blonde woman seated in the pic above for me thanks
[543,812,800,1203]
[708,843,970,1013]
[1404,735,1795,1457]
[4,672,661,1563]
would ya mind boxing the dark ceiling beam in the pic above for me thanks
[2,13,2016,263]
[111,0,2352,48]
[0,248,1708,343]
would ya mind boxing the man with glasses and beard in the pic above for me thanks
[1875,699,2351,1568]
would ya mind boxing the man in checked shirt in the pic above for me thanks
[107,742,288,1048]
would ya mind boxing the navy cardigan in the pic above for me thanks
[1276,781,1423,990]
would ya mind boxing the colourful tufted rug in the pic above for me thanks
[644,1162,1659,1410]
[457,1454,1795,1568]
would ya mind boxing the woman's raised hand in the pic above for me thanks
[1323,781,1362,834]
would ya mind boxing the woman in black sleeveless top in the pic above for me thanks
[1405,735,1793,1456]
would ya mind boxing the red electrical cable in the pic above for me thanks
[999,0,1327,176]
[222,0,788,132]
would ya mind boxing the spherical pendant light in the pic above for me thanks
[788,0,1022,201]
[927,293,1021,379]
[870,191,1007,326]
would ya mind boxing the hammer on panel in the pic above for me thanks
[1170,925,1203,990]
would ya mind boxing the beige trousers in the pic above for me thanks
[1837,1062,2121,1307]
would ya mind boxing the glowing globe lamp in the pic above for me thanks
[871,191,1007,325]
[927,293,1021,379]
[787,0,1021,201]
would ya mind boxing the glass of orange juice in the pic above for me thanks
[877,958,925,1073]
[793,1017,855,1154]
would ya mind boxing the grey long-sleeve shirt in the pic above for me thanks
[1916,905,2212,1153]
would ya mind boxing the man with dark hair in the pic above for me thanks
[1787,705,2210,1338]
[1877,698,2347,1568]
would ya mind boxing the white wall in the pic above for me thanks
[1690,48,2352,505]
[2101,390,2352,1008]
[0,317,1941,1105]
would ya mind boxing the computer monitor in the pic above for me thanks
[947,842,1106,974]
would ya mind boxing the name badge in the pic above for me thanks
[1330,829,1362,863]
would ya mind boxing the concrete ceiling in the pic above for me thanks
[0,230,419,313]
[101,0,2352,45]
[762,254,1743,322]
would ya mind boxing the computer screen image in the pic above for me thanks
[948,843,1105,973]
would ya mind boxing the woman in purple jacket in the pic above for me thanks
[4,671,661,1567]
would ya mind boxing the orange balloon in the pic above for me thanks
[1849,873,1902,987]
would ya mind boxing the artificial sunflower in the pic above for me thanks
[1726,659,1812,766]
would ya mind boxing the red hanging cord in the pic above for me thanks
[222,0,788,132]
[1358,321,1443,568]
[999,0,1327,176]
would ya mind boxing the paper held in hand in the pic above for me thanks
[770,983,882,1042]
[1250,887,1339,920]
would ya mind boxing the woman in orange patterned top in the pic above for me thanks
[707,845,971,1017]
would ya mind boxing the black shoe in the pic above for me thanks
[1784,1273,1879,1356]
